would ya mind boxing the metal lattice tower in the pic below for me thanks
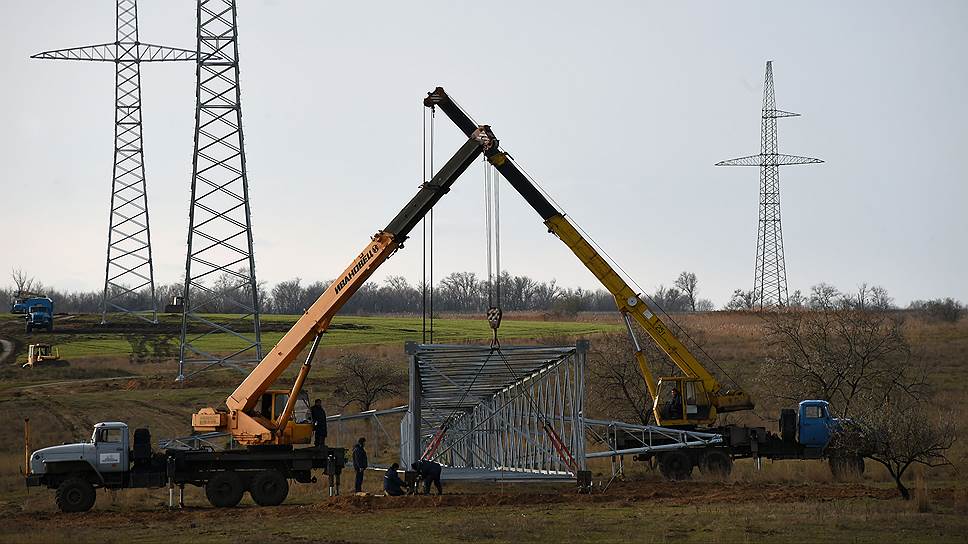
[32,1,195,324]
[716,61,822,309]
[178,0,261,380]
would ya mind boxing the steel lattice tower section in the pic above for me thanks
[178,0,262,380]
[32,1,195,324]
[716,61,822,309]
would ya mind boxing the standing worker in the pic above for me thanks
[352,437,368,493]
[310,399,327,450]
[411,459,443,495]
[383,463,409,496]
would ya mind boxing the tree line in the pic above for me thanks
[5,268,965,320]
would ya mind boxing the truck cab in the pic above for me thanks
[29,422,130,479]
[24,297,54,332]
[797,400,841,448]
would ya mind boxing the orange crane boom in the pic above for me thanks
[192,129,497,445]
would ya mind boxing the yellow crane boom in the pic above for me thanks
[424,88,753,426]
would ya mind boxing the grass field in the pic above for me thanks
[0,313,622,362]
[0,311,965,543]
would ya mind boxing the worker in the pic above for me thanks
[310,399,327,449]
[411,459,443,495]
[668,387,683,419]
[352,437,368,493]
[383,462,408,496]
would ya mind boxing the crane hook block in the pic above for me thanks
[486,307,503,330]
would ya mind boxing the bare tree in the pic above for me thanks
[761,304,923,419]
[725,289,755,311]
[586,333,655,425]
[271,278,305,314]
[836,397,955,499]
[910,298,965,323]
[809,282,841,310]
[11,269,34,295]
[674,271,699,312]
[332,354,407,412]
[652,285,688,312]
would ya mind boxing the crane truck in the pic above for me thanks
[422,88,867,480]
[27,88,862,513]
[24,113,496,513]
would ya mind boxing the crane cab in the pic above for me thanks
[259,390,314,445]
[653,377,716,427]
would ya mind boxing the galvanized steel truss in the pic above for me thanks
[178,0,262,380]
[32,0,195,324]
[717,61,822,309]
[402,342,587,479]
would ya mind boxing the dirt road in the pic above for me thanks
[0,338,13,365]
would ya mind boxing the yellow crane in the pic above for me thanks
[423,88,753,427]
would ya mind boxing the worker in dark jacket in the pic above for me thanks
[383,463,408,496]
[352,437,368,493]
[310,399,327,449]
[411,459,444,495]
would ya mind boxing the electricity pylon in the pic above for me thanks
[717,61,822,309]
[32,0,195,324]
[178,0,262,380]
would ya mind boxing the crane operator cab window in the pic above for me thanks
[657,378,711,423]
[259,391,312,423]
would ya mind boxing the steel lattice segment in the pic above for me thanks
[32,0,195,325]
[178,0,262,380]
[716,61,823,309]
[402,342,587,479]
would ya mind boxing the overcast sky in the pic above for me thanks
[1,0,965,307]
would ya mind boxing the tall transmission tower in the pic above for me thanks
[716,61,822,309]
[178,0,262,380]
[32,1,195,324]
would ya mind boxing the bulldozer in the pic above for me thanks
[23,344,60,368]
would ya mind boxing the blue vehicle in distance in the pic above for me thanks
[23,297,54,333]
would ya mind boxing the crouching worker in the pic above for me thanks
[383,463,409,497]
[412,459,443,495]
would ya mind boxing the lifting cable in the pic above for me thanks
[484,160,503,343]
[421,106,436,344]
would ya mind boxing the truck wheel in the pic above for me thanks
[26,323,32,334]
[55,478,96,513]
[206,472,244,507]
[699,450,733,478]
[250,470,289,506]
[658,451,693,480]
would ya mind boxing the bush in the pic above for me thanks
[910,298,965,323]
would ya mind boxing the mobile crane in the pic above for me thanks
[422,88,864,480]
[25,121,496,513]
[422,88,753,429]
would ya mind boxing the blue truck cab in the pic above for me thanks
[23,297,54,333]
[797,400,843,448]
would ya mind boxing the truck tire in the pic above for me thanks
[658,451,693,480]
[55,478,96,513]
[26,322,32,334]
[206,472,244,508]
[699,450,733,478]
[47,322,53,332]
[250,470,289,506]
